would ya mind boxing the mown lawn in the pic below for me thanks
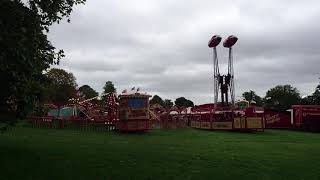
[0,127,320,180]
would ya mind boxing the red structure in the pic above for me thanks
[190,105,264,131]
[223,35,238,48]
[27,92,119,131]
[194,34,265,131]
[263,105,320,131]
[209,35,237,106]
[208,35,222,48]
[264,111,291,129]
[115,93,152,132]
[292,105,320,131]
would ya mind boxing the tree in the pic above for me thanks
[264,85,301,111]
[149,95,165,106]
[312,84,320,104]
[186,100,194,107]
[174,97,194,108]
[242,90,263,106]
[301,95,314,105]
[79,85,98,99]
[0,0,85,122]
[101,81,116,103]
[103,81,116,94]
[302,84,320,105]
[44,68,77,105]
[163,99,174,109]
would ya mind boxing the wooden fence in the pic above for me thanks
[27,116,116,131]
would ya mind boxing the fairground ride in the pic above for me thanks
[190,35,265,131]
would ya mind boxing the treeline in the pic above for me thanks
[43,68,320,112]
[149,95,194,109]
[43,68,116,105]
[42,68,194,109]
[3,66,320,123]
[241,84,320,111]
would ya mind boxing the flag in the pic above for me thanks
[136,87,140,92]
[131,87,135,91]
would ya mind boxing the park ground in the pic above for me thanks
[1,127,320,180]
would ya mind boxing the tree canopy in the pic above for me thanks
[242,90,263,106]
[0,0,85,121]
[302,84,320,105]
[149,95,165,106]
[174,97,194,108]
[103,81,116,94]
[164,99,174,109]
[27,0,86,29]
[102,81,116,102]
[264,85,301,111]
[79,85,98,99]
[44,68,77,105]
[312,84,320,104]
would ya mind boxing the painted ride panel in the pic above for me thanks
[264,111,291,128]
[190,106,264,131]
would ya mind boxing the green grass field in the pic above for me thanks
[1,127,320,180]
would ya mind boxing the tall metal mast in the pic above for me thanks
[208,35,222,106]
[223,35,238,106]
[213,47,220,104]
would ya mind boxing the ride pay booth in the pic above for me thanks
[115,93,151,132]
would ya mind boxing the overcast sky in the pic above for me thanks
[48,0,320,104]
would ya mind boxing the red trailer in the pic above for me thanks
[264,110,291,129]
[292,105,320,131]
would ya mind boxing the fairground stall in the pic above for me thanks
[115,92,152,132]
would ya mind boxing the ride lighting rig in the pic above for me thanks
[208,35,238,106]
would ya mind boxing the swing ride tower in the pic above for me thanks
[208,35,238,107]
